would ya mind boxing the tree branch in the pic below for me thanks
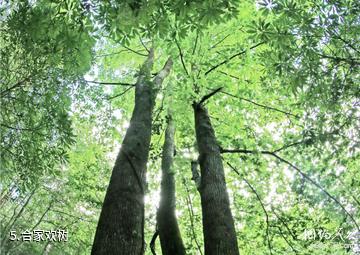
[220,90,299,118]
[139,38,150,53]
[1,77,31,97]
[95,49,131,58]
[3,188,37,235]
[208,33,231,50]
[175,38,189,76]
[192,31,199,55]
[51,209,94,223]
[1,123,43,132]
[317,53,360,65]
[272,141,304,153]
[205,42,265,75]
[8,201,54,252]
[328,173,360,207]
[217,70,240,80]
[153,58,173,87]
[31,202,53,231]
[276,226,298,254]
[182,178,203,255]
[107,86,134,100]
[221,148,360,231]
[227,162,273,255]
[197,87,223,106]
[85,79,135,87]
[149,229,159,255]
[122,45,148,57]
[271,207,298,241]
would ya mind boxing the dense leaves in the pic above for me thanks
[0,0,359,254]
[92,0,240,43]
[1,0,95,190]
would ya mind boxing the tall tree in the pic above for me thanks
[91,50,172,254]
[192,89,239,255]
[1,1,359,254]
[155,112,186,255]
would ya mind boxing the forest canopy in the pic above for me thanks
[0,0,359,254]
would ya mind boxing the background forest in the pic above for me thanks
[0,0,359,254]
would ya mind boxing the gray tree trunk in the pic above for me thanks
[92,51,172,255]
[157,113,186,255]
[193,103,239,255]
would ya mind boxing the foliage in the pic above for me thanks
[0,0,359,254]
[92,0,240,43]
[0,0,95,190]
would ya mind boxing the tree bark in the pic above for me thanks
[92,51,172,255]
[193,103,239,255]
[157,113,186,255]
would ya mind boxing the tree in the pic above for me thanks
[154,112,186,255]
[91,50,173,254]
[192,91,239,255]
[1,0,359,254]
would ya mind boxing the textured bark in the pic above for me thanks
[92,51,172,255]
[157,114,186,255]
[193,103,239,255]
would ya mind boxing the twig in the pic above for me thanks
[95,49,130,58]
[149,229,159,255]
[221,149,360,231]
[122,45,148,57]
[0,123,43,132]
[84,80,135,87]
[227,162,273,255]
[51,209,94,223]
[333,35,360,54]
[205,42,265,75]
[328,173,360,207]
[9,202,54,251]
[192,31,199,55]
[0,77,31,97]
[220,90,299,118]
[271,207,298,241]
[175,38,189,76]
[107,86,134,100]
[208,33,231,50]
[317,53,360,65]
[139,38,150,53]
[197,87,223,105]
[217,70,240,80]
[272,141,304,153]
[182,179,203,255]
[3,188,37,236]
[277,226,298,254]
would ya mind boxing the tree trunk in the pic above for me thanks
[193,103,239,255]
[157,113,186,255]
[92,51,172,255]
